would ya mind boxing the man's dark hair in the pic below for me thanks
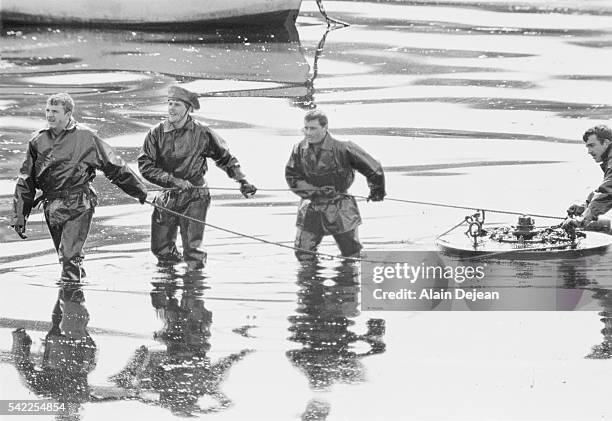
[304,109,328,127]
[583,125,612,143]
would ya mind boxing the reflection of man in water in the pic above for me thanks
[12,284,96,420]
[138,86,257,272]
[12,93,148,281]
[110,281,251,415]
[285,110,386,261]
[566,125,612,232]
[586,288,612,359]
[286,261,386,394]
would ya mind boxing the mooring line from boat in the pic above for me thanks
[315,0,350,27]
[146,185,565,221]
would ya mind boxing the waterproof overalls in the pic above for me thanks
[285,133,385,260]
[12,119,147,280]
[138,117,246,269]
[583,143,612,224]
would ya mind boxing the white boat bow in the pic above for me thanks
[1,0,302,28]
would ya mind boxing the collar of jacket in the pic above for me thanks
[163,116,195,133]
[600,143,612,172]
[301,132,333,151]
[41,118,78,135]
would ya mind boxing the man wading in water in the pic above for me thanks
[285,110,386,261]
[12,93,148,281]
[138,86,257,272]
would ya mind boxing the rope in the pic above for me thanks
[140,185,568,264]
[435,219,468,241]
[143,199,387,265]
[347,194,565,221]
[147,185,566,221]
[145,198,499,266]
[139,197,589,269]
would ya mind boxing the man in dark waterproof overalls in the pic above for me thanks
[285,110,386,261]
[566,125,612,233]
[12,93,148,281]
[138,86,257,272]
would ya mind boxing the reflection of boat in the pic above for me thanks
[0,0,302,29]
[0,28,309,84]
[436,213,612,259]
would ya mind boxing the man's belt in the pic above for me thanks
[33,184,92,207]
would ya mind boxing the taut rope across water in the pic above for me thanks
[140,183,566,263]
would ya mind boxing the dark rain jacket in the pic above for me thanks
[137,117,246,188]
[583,144,612,223]
[285,133,385,235]
[13,119,147,223]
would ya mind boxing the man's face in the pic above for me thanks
[168,99,189,123]
[303,119,327,144]
[585,134,611,163]
[45,104,71,131]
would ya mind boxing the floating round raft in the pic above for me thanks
[436,216,612,259]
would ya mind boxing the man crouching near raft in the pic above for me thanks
[565,125,612,233]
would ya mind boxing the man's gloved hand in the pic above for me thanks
[150,290,168,310]
[562,217,582,230]
[12,328,32,355]
[171,178,194,191]
[318,186,337,198]
[239,180,257,198]
[566,203,586,217]
[138,192,148,204]
[367,188,386,202]
[12,216,27,239]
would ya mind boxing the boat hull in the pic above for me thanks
[1,0,301,28]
